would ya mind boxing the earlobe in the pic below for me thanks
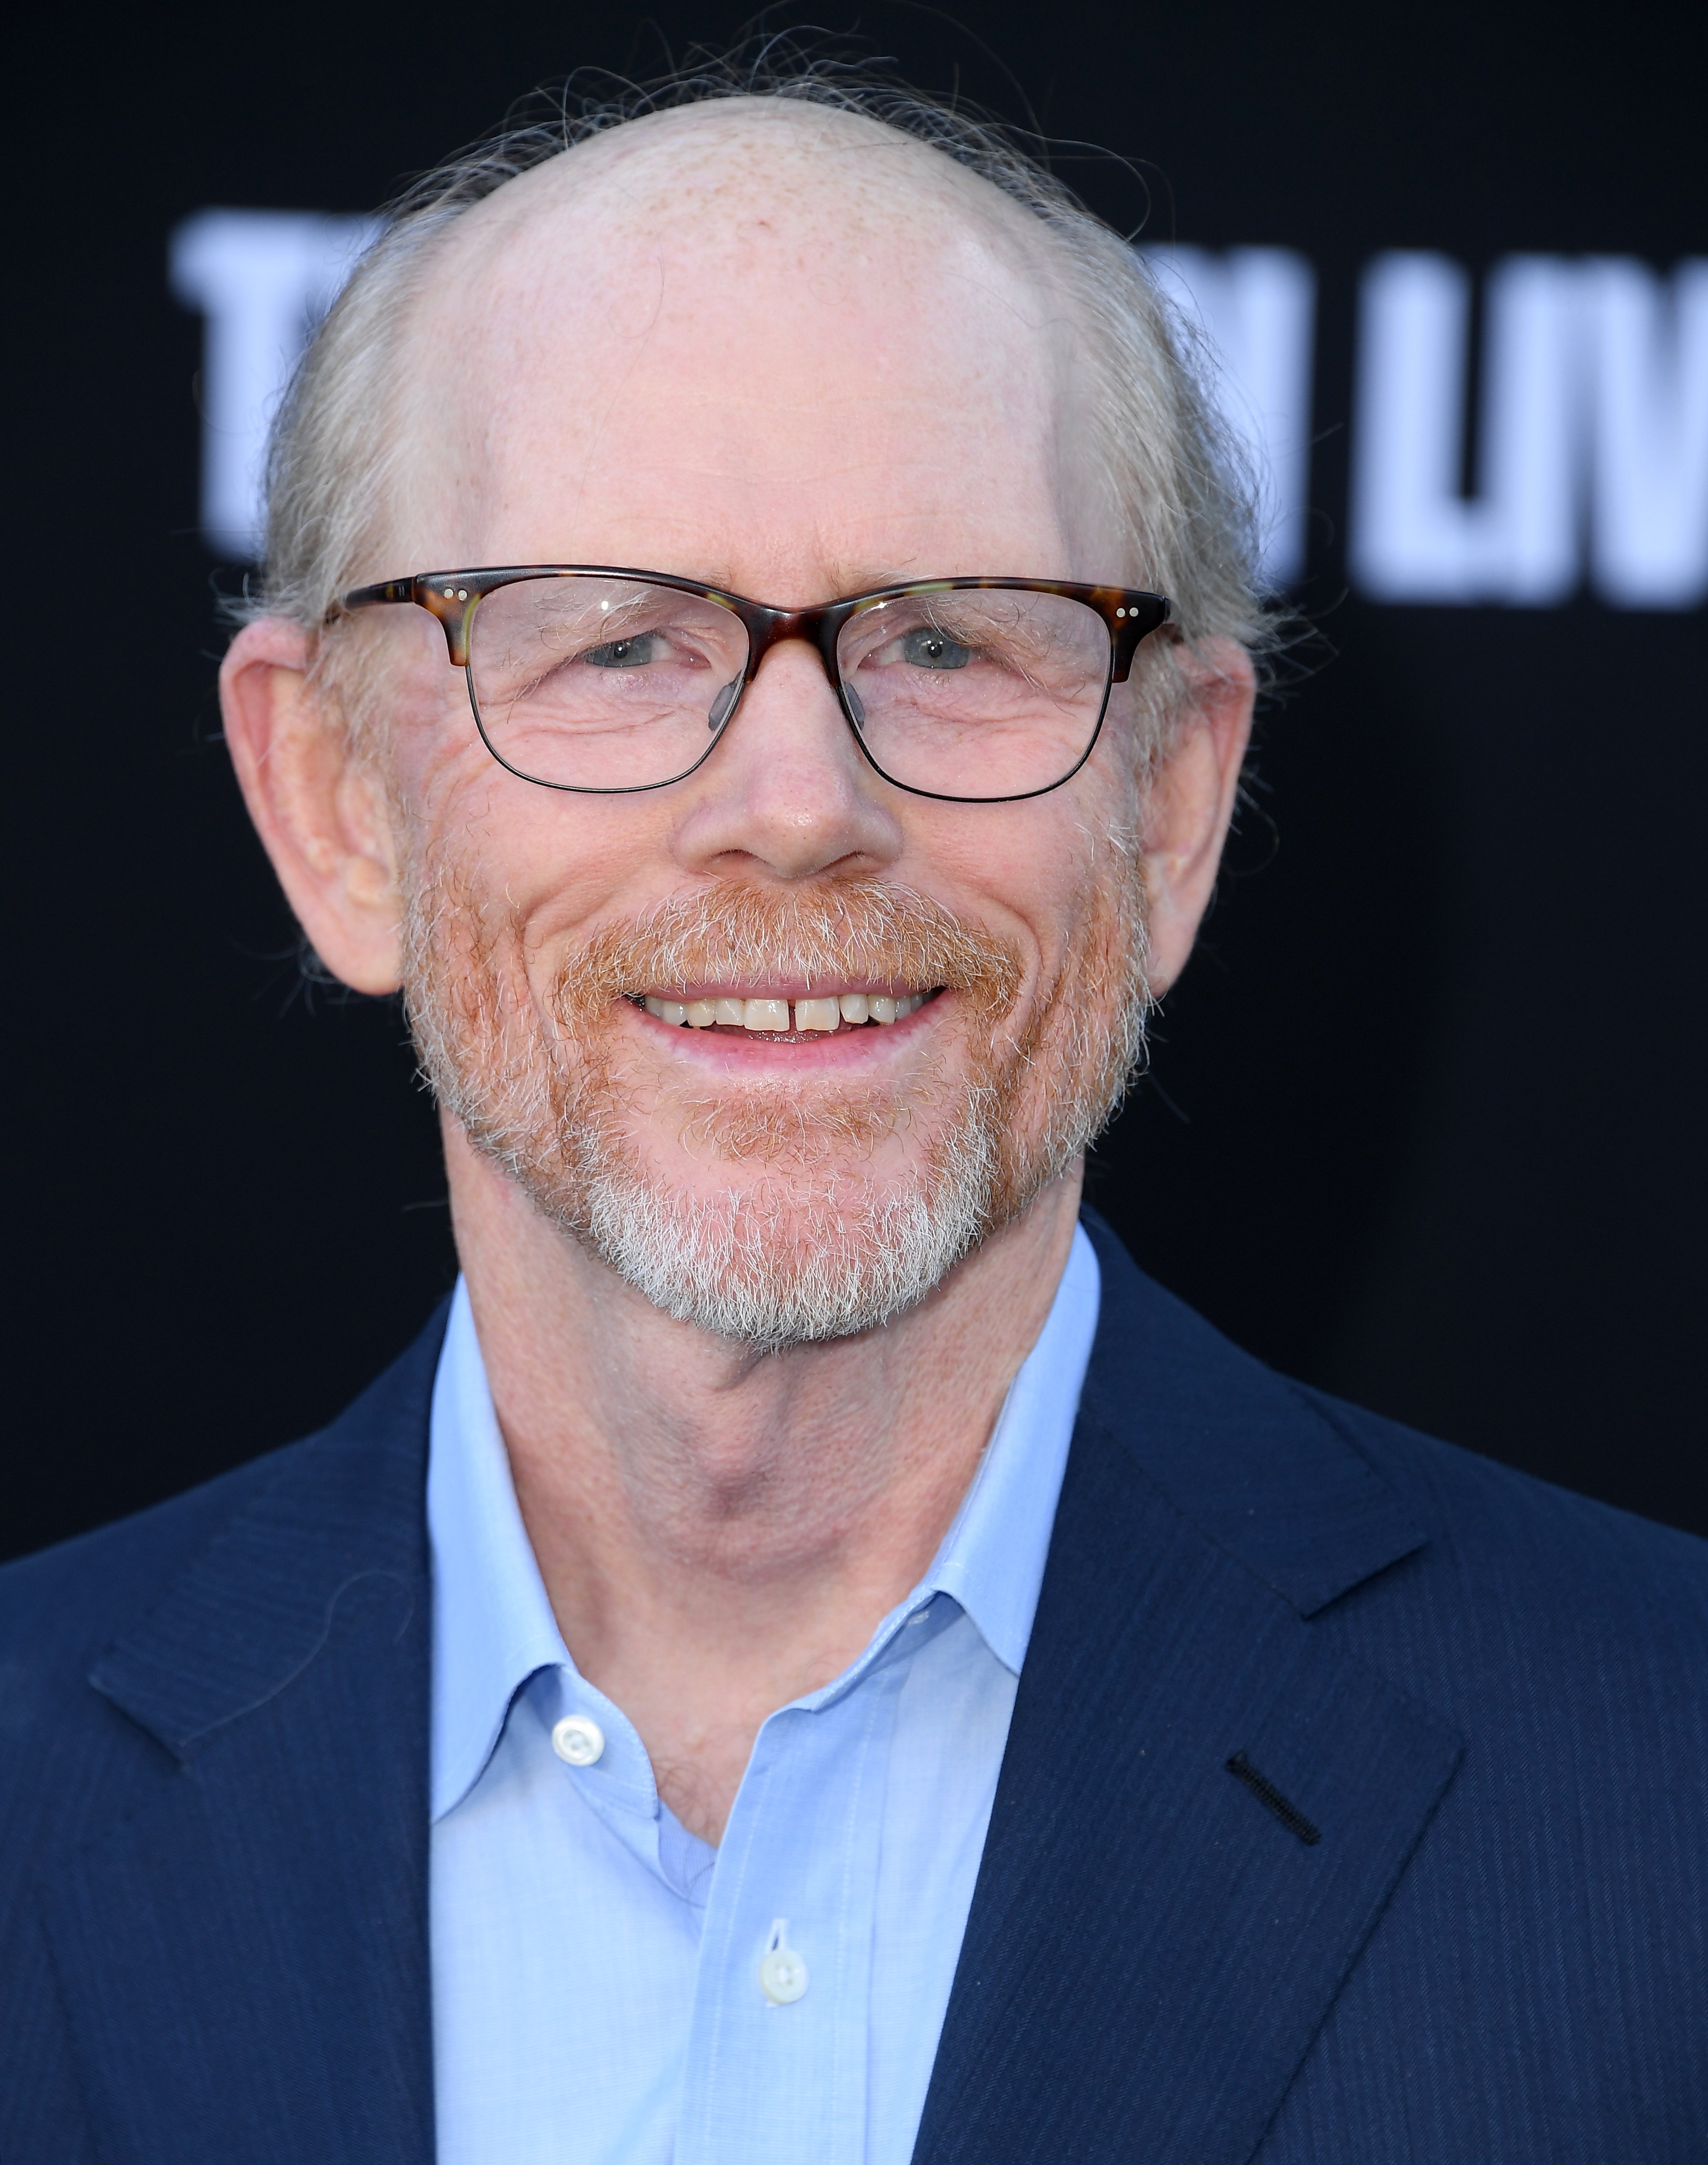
[1140,637,1256,996]
[219,620,405,997]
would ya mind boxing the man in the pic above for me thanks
[2,74,1703,2165]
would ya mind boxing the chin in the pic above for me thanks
[563,1120,1001,1352]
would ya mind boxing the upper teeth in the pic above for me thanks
[642,992,927,1031]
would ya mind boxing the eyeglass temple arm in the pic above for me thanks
[336,577,476,666]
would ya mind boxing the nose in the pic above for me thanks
[667,640,906,883]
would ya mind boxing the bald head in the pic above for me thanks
[386,100,1101,600]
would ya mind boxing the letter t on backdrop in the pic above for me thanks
[170,210,378,561]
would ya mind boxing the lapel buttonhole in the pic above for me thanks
[1227,1750,1322,1845]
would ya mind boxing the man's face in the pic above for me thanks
[359,113,1157,1344]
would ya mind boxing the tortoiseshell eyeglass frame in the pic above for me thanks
[334,567,1173,804]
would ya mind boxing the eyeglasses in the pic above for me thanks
[337,568,1171,803]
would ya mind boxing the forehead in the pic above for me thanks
[393,103,1094,585]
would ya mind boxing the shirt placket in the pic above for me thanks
[674,1649,911,2165]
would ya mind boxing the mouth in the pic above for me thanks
[627,987,941,1039]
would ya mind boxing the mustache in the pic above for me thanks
[555,881,1024,1026]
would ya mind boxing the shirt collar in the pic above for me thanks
[428,1280,569,1820]
[428,1223,1100,1823]
[908,1221,1100,1674]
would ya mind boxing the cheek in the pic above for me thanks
[998,786,1144,1008]
[915,809,1098,1005]
[378,650,479,821]
[415,782,688,978]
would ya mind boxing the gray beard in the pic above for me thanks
[402,869,1150,1351]
[570,1084,1003,1352]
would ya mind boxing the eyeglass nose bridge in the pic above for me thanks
[731,595,850,684]
[709,594,861,739]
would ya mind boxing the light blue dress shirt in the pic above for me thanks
[429,1225,1100,2165]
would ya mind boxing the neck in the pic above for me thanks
[443,1116,1082,1843]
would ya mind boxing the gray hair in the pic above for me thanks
[252,50,1274,734]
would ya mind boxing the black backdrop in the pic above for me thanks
[7,0,1704,1562]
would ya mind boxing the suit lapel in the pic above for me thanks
[42,1313,446,2165]
[913,1221,1463,2165]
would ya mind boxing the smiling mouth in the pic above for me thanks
[629,989,940,1037]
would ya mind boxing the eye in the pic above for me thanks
[899,626,973,670]
[581,632,667,669]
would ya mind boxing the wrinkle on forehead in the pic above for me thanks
[386,99,1098,580]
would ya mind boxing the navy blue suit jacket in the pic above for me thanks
[3,1215,1704,2160]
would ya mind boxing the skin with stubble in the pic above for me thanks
[221,101,1253,1843]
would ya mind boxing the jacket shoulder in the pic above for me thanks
[1079,1210,1706,1665]
[0,1444,303,1690]
[0,1303,449,1770]
[1294,1381,1708,1673]
[0,1311,445,2165]
[1309,1380,1707,1565]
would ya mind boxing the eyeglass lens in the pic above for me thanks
[838,588,1113,798]
[465,576,1115,797]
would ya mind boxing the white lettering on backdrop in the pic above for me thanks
[1586,258,1708,609]
[169,211,378,560]
[1351,251,1707,609]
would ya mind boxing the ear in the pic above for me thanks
[1141,635,1256,996]
[219,619,405,996]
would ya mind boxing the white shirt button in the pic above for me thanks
[551,1714,605,1767]
[759,1920,808,2004]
